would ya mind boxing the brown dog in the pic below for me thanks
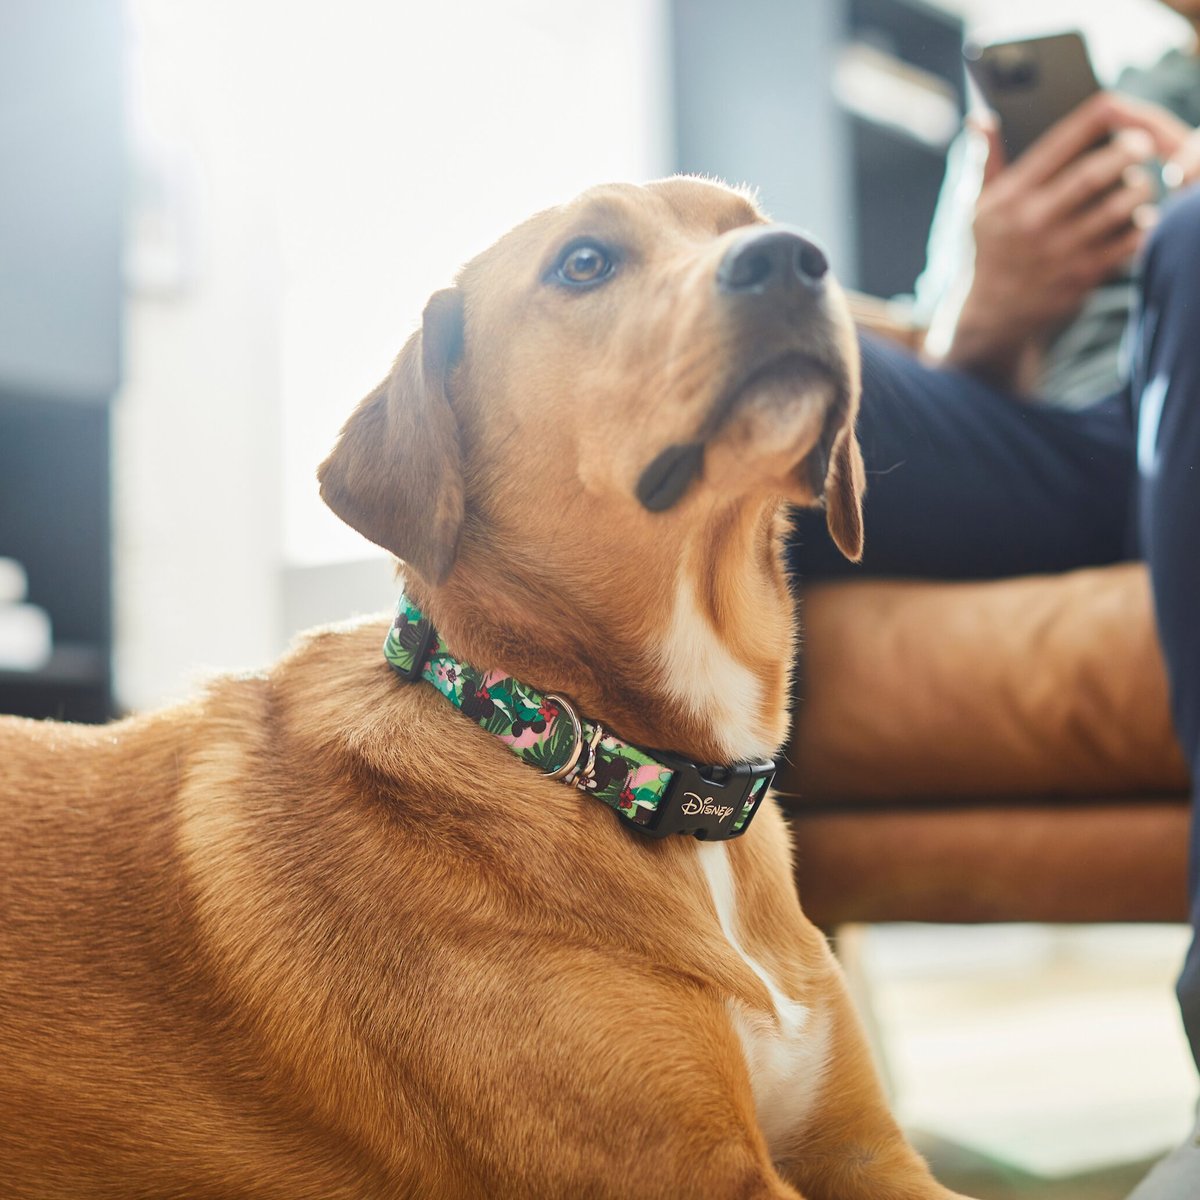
[0,177,972,1199]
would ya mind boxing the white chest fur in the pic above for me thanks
[658,573,777,763]
[696,842,830,1157]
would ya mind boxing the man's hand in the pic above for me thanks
[945,93,1165,391]
[1116,93,1200,189]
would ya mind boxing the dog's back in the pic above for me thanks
[0,666,331,1195]
[0,621,432,1197]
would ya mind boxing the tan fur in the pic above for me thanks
[0,178,970,1199]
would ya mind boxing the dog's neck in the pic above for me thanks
[414,496,796,766]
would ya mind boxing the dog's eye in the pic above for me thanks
[556,242,613,287]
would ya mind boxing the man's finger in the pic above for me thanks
[1164,129,1200,190]
[1063,166,1156,251]
[1106,93,1193,161]
[1033,128,1155,226]
[1012,92,1128,188]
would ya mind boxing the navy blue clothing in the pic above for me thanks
[789,343,1136,581]
[788,184,1200,1067]
[1132,191,1200,1058]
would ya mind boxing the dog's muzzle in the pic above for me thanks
[636,226,843,514]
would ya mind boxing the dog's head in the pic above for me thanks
[318,177,863,589]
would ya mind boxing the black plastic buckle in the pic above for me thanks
[629,753,775,841]
[391,616,438,682]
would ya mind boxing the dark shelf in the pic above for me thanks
[0,641,108,689]
[0,0,121,726]
[845,0,966,297]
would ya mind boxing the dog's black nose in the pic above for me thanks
[716,227,829,295]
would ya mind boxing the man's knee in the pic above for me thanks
[1143,183,1200,288]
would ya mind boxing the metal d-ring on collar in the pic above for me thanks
[542,692,583,779]
[543,694,610,785]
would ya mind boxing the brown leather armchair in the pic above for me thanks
[777,562,1191,928]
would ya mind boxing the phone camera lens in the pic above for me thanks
[991,49,1039,90]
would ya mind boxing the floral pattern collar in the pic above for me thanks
[383,594,774,840]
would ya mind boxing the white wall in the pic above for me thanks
[115,1,285,710]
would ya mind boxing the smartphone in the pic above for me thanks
[964,31,1101,161]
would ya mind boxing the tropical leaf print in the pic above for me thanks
[382,593,771,840]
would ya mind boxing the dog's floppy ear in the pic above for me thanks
[318,288,465,585]
[824,424,865,562]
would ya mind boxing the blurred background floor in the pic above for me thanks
[911,1132,1156,1200]
[845,923,1198,1198]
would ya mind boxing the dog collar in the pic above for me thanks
[383,595,774,840]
